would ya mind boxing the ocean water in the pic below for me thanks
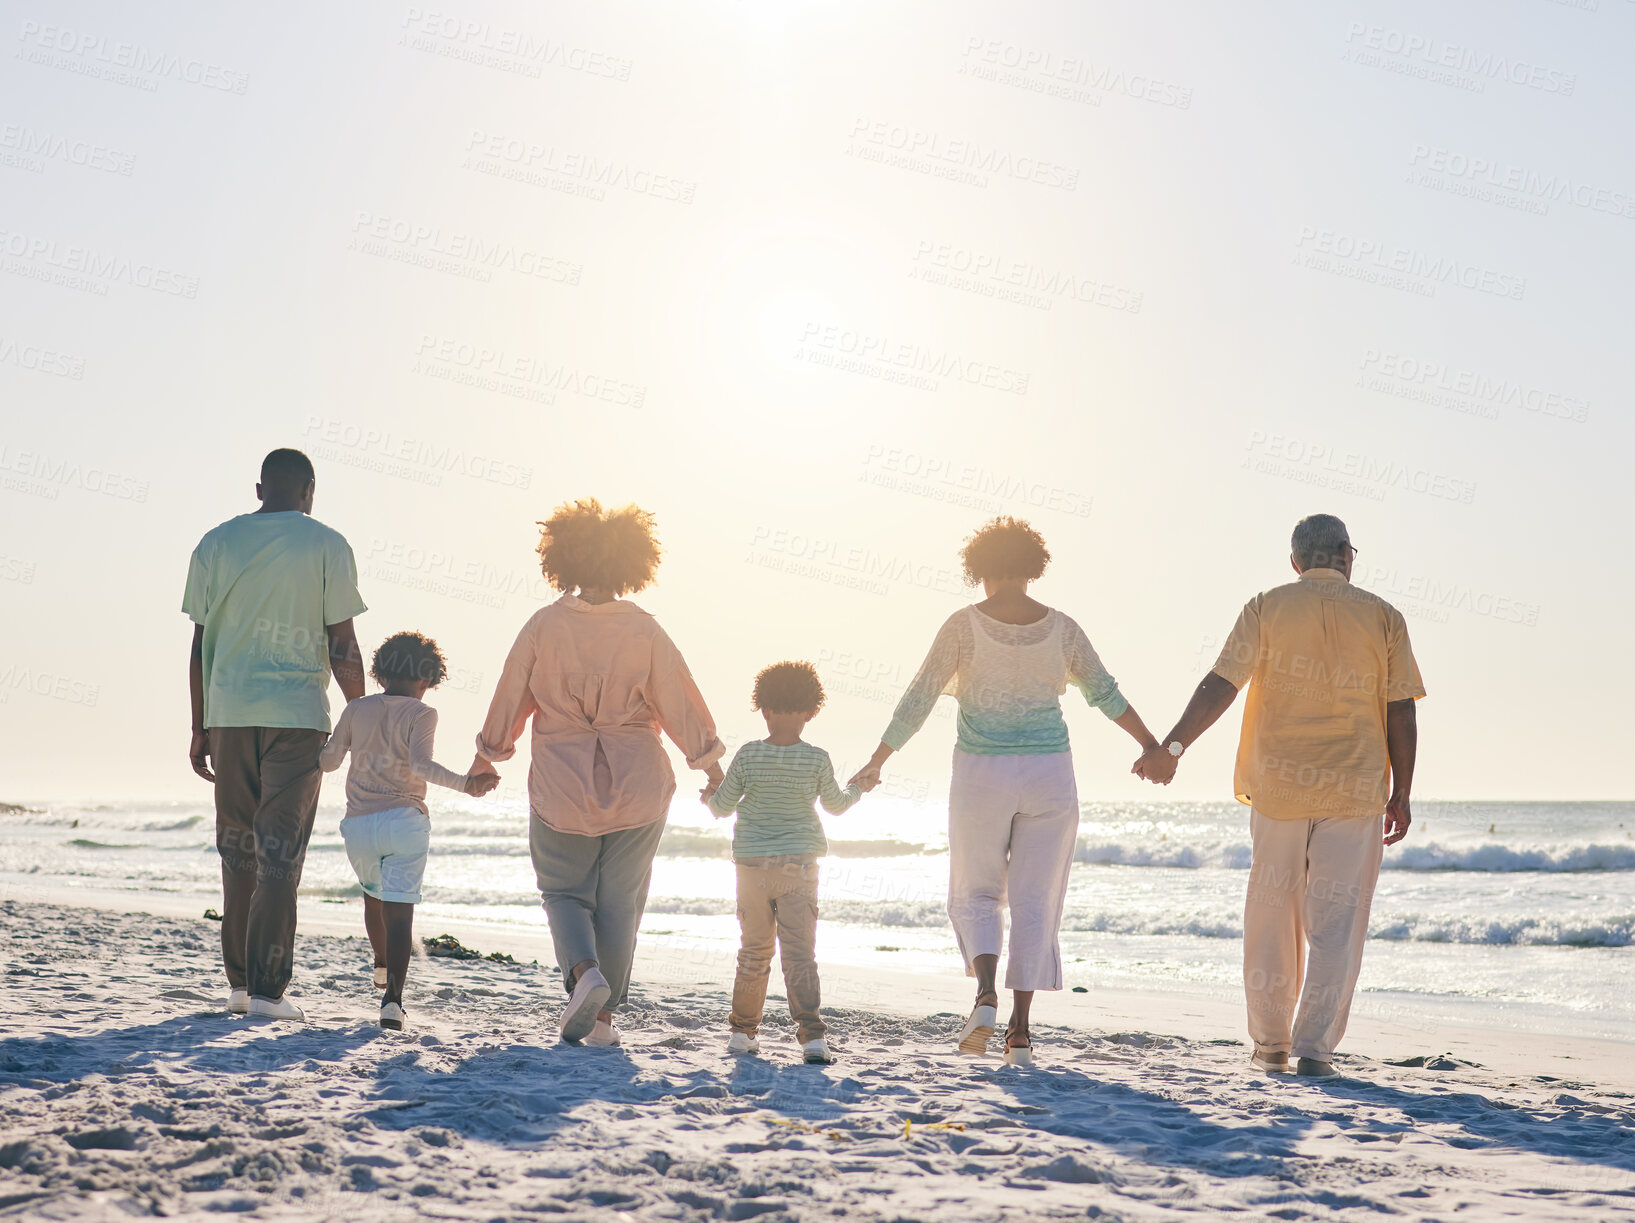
[5,795,1632,1039]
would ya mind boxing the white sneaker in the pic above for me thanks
[957,1004,997,1055]
[379,1002,406,1031]
[247,995,306,1022]
[373,966,388,989]
[802,1038,835,1065]
[227,988,249,1015]
[726,1032,760,1055]
[559,967,611,1043]
[583,1020,621,1047]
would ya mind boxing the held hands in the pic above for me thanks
[847,765,882,793]
[464,771,501,797]
[1132,744,1177,786]
[700,762,725,810]
[465,753,500,798]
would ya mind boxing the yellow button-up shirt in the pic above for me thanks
[1211,569,1425,820]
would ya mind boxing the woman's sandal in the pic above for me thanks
[957,1003,998,1055]
[1002,1041,1034,1067]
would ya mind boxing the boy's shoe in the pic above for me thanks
[1002,1042,1034,1067]
[374,966,388,989]
[379,1002,406,1031]
[559,967,611,1043]
[1296,1057,1339,1078]
[226,987,249,1015]
[802,1038,835,1065]
[247,995,306,1022]
[1251,1048,1291,1074]
[956,1004,997,1055]
[583,1020,621,1047]
[726,1032,760,1055]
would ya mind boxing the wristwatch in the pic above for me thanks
[1166,741,1185,758]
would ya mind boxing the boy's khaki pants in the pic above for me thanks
[731,855,826,1044]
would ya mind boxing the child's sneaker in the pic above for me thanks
[802,1037,835,1065]
[726,1032,760,1055]
[380,1002,406,1030]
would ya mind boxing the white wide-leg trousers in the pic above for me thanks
[947,750,1079,992]
[1243,808,1384,1062]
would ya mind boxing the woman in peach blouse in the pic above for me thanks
[470,499,724,1046]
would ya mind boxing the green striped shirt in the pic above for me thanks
[707,740,862,858]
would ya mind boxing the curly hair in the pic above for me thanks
[959,516,1051,585]
[371,631,449,687]
[752,661,826,716]
[536,498,661,596]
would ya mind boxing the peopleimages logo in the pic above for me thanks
[16,21,250,93]
[1341,23,1576,95]
[799,322,1028,395]
[1293,228,1526,301]
[1408,145,1635,219]
[847,118,1079,191]
[1358,351,1589,424]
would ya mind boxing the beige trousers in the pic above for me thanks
[730,856,825,1044]
[1243,808,1384,1062]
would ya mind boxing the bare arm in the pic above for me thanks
[188,624,214,783]
[326,619,366,703]
[1383,698,1417,845]
[1111,706,1161,754]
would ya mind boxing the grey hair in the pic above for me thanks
[1290,513,1351,568]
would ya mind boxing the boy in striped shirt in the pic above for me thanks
[705,661,873,1063]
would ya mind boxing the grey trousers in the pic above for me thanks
[529,815,666,1012]
[211,726,326,999]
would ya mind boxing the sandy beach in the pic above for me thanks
[4,895,1634,1222]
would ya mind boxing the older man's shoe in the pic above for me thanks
[1296,1057,1338,1077]
[1251,1048,1291,1073]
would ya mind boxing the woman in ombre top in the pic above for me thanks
[849,517,1164,1064]
[470,499,724,1048]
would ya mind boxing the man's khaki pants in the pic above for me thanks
[211,727,325,1001]
[730,856,825,1044]
[1244,809,1384,1062]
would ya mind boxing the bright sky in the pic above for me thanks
[2,1,1630,803]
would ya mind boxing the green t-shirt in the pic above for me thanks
[183,511,367,731]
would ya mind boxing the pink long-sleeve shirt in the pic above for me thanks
[475,594,724,836]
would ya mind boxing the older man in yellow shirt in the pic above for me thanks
[1138,514,1424,1077]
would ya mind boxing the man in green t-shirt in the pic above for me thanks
[183,449,367,1021]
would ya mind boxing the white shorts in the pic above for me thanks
[341,806,431,904]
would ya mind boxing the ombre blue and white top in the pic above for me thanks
[883,606,1128,756]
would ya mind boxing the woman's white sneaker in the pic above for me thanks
[584,1020,621,1047]
[226,987,249,1015]
[247,995,306,1022]
[726,1032,760,1055]
[559,967,611,1043]
[1003,1043,1034,1067]
[379,1002,406,1031]
[957,1004,997,1055]
[802,1038,835,1065]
